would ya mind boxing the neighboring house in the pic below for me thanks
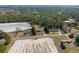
[64,19,76,24]
[64,18,77,29]
[33,25,43,36]
[34,25,42,32]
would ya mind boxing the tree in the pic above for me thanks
[61,44,66,50]
[4,33,11,45]
[69,33,74,38]
[75,35,79,44]
[44,26,49,33]
[60,42,66,50]
[0,33,5,39]
[31,26,36,36]
[0,32,11,45]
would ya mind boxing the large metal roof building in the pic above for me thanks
[0,22,32,32]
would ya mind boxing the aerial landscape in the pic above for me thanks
[0,5,79,53]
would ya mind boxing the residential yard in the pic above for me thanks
[52,35,79,53]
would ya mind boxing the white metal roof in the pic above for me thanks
[0,22,32,32]
[8,38,58,53]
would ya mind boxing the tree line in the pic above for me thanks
[0,7,79,29]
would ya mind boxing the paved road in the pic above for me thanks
[8,38,58,53]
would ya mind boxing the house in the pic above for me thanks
[64,19,76,24]
[33,25,43,36]
[34,25,42,32]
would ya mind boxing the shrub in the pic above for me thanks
[0,32,5,39]
[75,35,79,44]
[0,44,6,53]
[60,42,66,50]
[44,26,49,33]
[31,26,36,36]
[4,33,11,45]
[61,44,66,50]
[69,33,74,38]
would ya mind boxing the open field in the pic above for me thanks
[8,37,58,53]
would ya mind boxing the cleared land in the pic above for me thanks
[8,38,58,53]
[53,35,79,53]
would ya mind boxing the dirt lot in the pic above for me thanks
[52,35,79,53]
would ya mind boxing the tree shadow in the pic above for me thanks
[74,42,79,47]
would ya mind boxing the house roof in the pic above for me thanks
[64,19,75,23]
[33,25,42,31]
